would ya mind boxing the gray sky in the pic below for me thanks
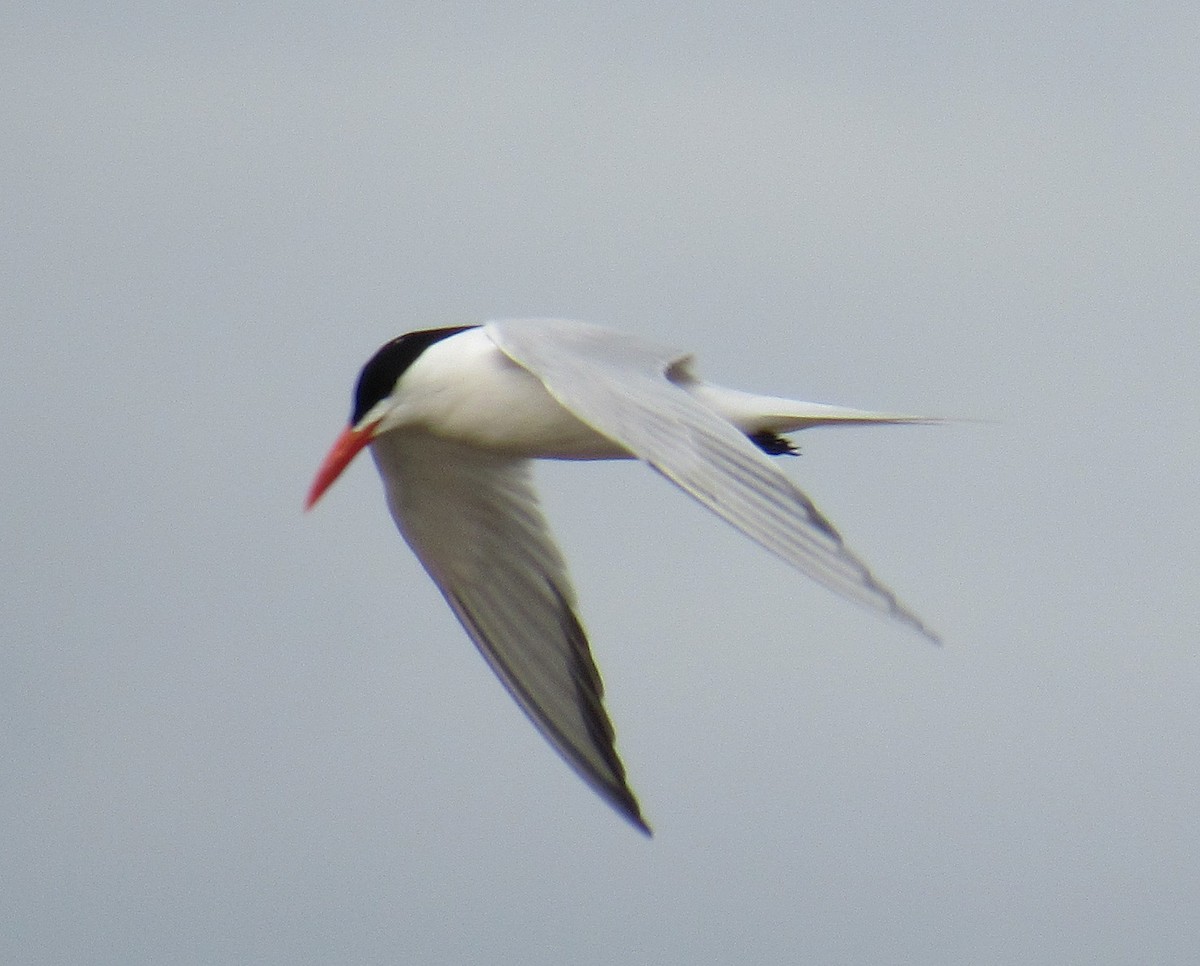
[4,2,1198,963]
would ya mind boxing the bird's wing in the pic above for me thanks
[486,318,939,644]
[369,430,649,833]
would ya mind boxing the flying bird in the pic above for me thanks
[306,318,938,834]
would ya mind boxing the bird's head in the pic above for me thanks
[305,326,475,509]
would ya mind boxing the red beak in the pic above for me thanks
[305,422,378,510]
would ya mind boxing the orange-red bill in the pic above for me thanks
[305,422,378,510]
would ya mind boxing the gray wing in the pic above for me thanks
[486,318,939,644]
[369,430,649,833]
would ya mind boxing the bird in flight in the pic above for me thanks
[307,318,938,834]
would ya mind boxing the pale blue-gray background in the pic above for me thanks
[4,3,1197,963]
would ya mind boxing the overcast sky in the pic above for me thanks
[4,2,1198,963]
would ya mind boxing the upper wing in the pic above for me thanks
[486,318,939,644]
[369,429,649,833]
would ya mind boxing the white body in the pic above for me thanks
[371,325,924,459]
[374,327,627,457]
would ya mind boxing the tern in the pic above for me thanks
[307,318,938,834]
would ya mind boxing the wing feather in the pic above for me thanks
[370,430,649,833]
[486,318,939,644]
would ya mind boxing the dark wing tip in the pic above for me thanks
[556,595,653,836]
[446,584,653,835]
[602,779,652,836]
